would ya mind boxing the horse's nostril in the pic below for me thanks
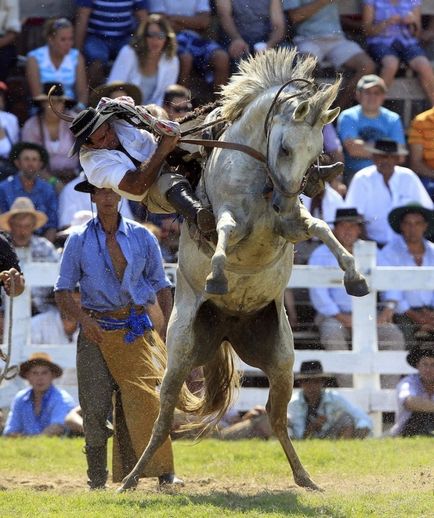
[272,204,280,213]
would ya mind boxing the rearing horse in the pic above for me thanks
[118,48,369,492]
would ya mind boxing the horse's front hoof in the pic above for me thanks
[205,275,228,295]
[344,276,369,297]
[294,473,323,492]
[116,474,139,493]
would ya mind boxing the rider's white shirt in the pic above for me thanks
[79,120,157,202]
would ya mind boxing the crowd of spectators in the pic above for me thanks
[0,0,433,439]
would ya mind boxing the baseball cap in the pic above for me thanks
[356,74,387,92]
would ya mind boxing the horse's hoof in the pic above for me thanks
[116,475,139,493]
[344,276,369,297]
[205,276,228,295]
[295,474,323,492]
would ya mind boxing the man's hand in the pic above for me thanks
[228,38,249,59]
[336,313,352,328]
[0,268,25,297]
[81,315,104,344]
[158,134,181,156]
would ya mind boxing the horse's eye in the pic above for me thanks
[281,144,291,157]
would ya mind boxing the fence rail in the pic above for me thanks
[1,240,430,436]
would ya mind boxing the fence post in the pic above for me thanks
[352,240,382,436]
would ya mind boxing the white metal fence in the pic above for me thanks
[1,240,432,436]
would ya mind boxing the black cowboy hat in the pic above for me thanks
[19,352,63,379]
[68,107,113,157]
[406,342,434,368]
[331,207,365,225]
[388,203,434,238]
[364,138,408,156]
[74,177,95,194]
[294,360,335,384]
[33,82,75,109]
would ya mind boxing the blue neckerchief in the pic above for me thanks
[95,307,154,344]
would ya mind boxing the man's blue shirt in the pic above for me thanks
[3,385,75,436]
[0,174,58,233]
[54,216,171,311]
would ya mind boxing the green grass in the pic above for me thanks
[0,437,432,517]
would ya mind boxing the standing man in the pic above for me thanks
[55,180,180,489]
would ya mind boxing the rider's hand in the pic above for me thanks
[158,134,181,156]
[229,38,249,59]
[81,315,104,344]
[0,268,25,297]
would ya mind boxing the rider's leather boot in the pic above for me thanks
[165,182,216,236]
[84,445,108,490]
[302,161,344,198]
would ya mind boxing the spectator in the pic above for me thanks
[216,0,285,62]
[308,208,405,387]
[149,0,230,90]
[162,84,192,121]
[336,74,406,185]
[288,360,373,439]
[0,81,20,180]
[75,0,148,89]
[108,14,179,107]
[89,81,142,108]
[0,0,20,81]
[362,0,434,106]
[2,352,75,437]
[379,203,434,348]
[284,0,375,110]
[55,209,92,248]
[55,183,181,489]
[0,197,59,313]
[345,139,433,247]
[22,82,80,189]
[390,342,434,437]
[408,105,434,202]
[64,405,84,435]
[26,17,88,107]
[0,142,58,242]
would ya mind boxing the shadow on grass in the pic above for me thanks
[110,490,346,517]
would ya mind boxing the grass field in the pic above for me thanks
[0,436,432,517]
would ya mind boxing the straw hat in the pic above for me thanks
[0,197,48,232]
[33,82,75,108]
[57,210,93,237]
[19,352,63,379]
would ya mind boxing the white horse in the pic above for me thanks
[118,48,369,492]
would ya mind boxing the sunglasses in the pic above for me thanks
[146,31,167,40]
[172,103,193,113]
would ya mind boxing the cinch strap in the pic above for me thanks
[95,307,154,344]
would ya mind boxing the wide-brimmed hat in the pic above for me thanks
[68,107,113,157]
[406,342,434,368]
[19,352,63,379]
[57,210,93,237]
[89,81,142,108]
[356,74,387,93]
[388,203,434,237]
[0,197,48,232]
[364,138,408,156]
[332,207,365,225]
[33,82,75,108]
[294,360,334,382]
[73,177,96,194]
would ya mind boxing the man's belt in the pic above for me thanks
[90,307,154,344]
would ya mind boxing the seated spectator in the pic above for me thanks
[75,0,148,89]
[149,0,230,90]
[2,352,76,436]
[26,18,88,108]
[0,81,20,180]
[162,84,192,121]
[55,209,92,249]
[216,0,285,63]
[0,0,20,81]
[284,0,375,110]
[408,105,434,202]
[390,342,434,437]
[288,360,373,439]
[0,197,59,313]
[308,208,405,387]
[379,204,434,348]
[107,14,179,107]
[89,81,142,108]
[337,74,406,185]
[64,405,84,436]
[345,139,433,247]
[22,83,80,190]
[0,142,58,242]
[362,0,434,105]
[214,405,272,440]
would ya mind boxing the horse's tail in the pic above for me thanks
[176,340,240,434]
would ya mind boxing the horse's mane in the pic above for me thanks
[219,47,338,122]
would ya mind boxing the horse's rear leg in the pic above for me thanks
[117,363,191,493]
[205,210,236,295]
[265,364,321,491]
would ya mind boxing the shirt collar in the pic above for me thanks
[94,214,127,235]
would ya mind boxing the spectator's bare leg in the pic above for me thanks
[380,55,400,88]
[410,55,434,105]
[210,49,230,88]
[337,53,376,109]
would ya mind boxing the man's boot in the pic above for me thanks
[84,445,108,490]
[165,182,216,237]
[302,161,344,198]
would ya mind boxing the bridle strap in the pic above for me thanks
[180,138,267,164]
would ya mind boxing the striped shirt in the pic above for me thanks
[76,0,148,38]
[408,107,434,170]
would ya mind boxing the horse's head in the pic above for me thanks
[265,80,340,215]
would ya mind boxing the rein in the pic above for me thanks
[0,276,18,385]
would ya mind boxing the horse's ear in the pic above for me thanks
[292,100,310,122]
[320,106,340,126]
